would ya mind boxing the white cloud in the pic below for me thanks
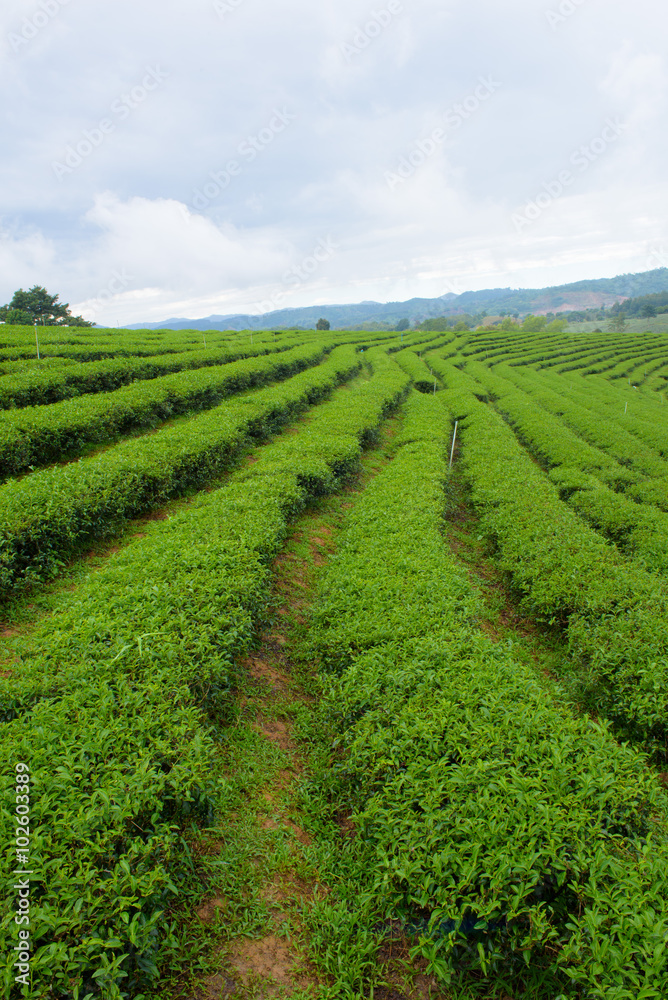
[69,193,296,322]
[0,227,55,288]
[0,0,666,324]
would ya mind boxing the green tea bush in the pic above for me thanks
[0,346,359,597]
[464,361,632,487]
[457,363,668,572]
[0,347,410,998]
[0,340,330,478]
[489,362,668,480]
[435,363,668,752]
[0,336,308,409]
[393,348,441,393]
[0,325,246,362]
[305,390,668,997]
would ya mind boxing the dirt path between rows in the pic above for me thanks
[190,514,337,998]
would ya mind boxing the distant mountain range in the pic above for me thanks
[123,267,668,331]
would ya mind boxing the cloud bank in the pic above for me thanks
[0,0,666,324]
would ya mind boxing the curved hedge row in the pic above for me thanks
[0,357,78,376]
[392,348,441,392]
[463,360,633,488]
[487,361,668,512]
[0,346,359,598]
[488,362,668,481]
[0,347,410,999]
[0,340,332,479]
[506,366,668,490]
[0,326,241,362]
[305,389,668,998]
[456,363,668,572]
[434,362,668,752]
[0,337,306,409]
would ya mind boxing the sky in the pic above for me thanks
[1,0,667,326]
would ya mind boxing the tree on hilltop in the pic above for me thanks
[521,314,547,333]
[0,286,93,326]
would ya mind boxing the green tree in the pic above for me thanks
[395,318,410,331]
[545,318,567,333]
[418,317,451,331]
[1,307,34,325]
[316,318,330,330]
[641,304,657,318]
[0,286,93,326]
[607,314,627,332]
[522,314,548,333]
[499,316,519,331]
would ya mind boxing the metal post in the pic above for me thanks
[34,323,40,360]
[449,420,459,469]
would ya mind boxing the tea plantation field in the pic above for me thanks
[1,323,668,1000]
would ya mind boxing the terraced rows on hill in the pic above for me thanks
[2,324,668,1000]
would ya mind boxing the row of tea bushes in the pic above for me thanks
[456,363,668,572]
[477,359,668,514]
[463,361,633,487]
[392,347,442,393]
[304,389,668,998]
[483,361,668,481]
[0,347,410,998]
[497,364,668,507]
[0,356,78,376]
[551,373,668,457]
[0,346,360,598]
[0,325,245,362]
[434,359,668,752]
[0,335,309,409]
[0,340,332,479]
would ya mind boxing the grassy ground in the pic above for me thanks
[565,316,668,334]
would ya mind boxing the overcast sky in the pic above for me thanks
[1,0,666,325]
